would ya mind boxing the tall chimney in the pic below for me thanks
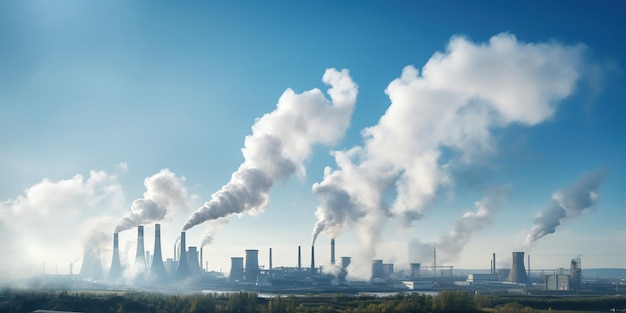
[174,232,190,279]
[150,224,167,280]
[109,232,122,281]
[310,245,315,274]
[493,253,496,275]
[135,226,146,270]
[200,247,204,272]
[245,249,260,282]
[507,251,529,284]
[298,246,302,271]
[269,248,273,270]
[330,239,336,265]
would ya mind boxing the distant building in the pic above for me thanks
[545,273,570,291]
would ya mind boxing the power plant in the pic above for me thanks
[60,226,616,296]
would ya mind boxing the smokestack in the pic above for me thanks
[200,247,204,273]
[109,232,122,281]
[229,257,244,282]
[135,226,146,270]
[150,224,167,280]
[245,249,260,282]
[298,246,302,271]
[493,253,496,275]
[187,246,202,276]
[330,239,336,265]
[507,251,529,284]
[174,232,190,279]
[269,248,273,270]
[310,245,315,274]
[527,254,531,279]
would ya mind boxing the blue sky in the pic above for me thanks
[0,1,625,280]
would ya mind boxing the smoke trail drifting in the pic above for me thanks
[115,169,194,233]
[408,185,509,264]
[311,33,587,253]
[183,68,357,231]
[521,168,606,249]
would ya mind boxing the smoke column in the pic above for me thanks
[183,68,357,231]
[311,33,587,262]
[409,185,509,264]
[522,168,606,249]
[115,169,193,233]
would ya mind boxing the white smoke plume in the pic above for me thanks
[408,185,509,264]
[311,33,587,256]
[116,169,195,233]
[200,218,227,248]
[0,170,124,281]
[183,68,358,231]
[521,168,606,250]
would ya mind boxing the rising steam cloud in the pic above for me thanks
[311,32,587,254]
[521,168,606,250]
[116,169,194,233]
[409,185,509,264]
[183,68,358,231]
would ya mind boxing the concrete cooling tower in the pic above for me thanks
[79,245,103,281]
[507,251,529,284]
[187,246,202,276]
[150,224,167,280]
[371,260,384,280]
[229,257,244,282]
[245,249,259,283]
[135,226,147,272]
[109,232,122,281]
[174,231,191,279]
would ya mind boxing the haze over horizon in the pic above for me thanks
[0,1,625,282]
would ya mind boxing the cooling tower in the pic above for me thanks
[409,263,421,279]
[135,226,147,271]
[341,257,351,269]
[245,249,260,283]
[79,245,103,281]
[229,257,244,282]
[187,246,202,276]
[383,263,394,279]
[109,232,122,281]
[174,231,190,279]
[330,239,336,265]
[310,245,316,274]
[371,260,384,279]
[150,224,167,280]
[507,251,529,284]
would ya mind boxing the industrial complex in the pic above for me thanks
[29,224,626,296]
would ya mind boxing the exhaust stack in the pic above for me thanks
[330,239,335,265]
[298,246,302,270]
[311,245,315,274]
[150,224,167,280]
[109,233,123,281]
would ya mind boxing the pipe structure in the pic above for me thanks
[310,245,315,274]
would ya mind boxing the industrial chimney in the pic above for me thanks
[507,251,529,284]
[245,249,260,283]
[330,239,336,265]
[269,248,273,271]
[310,245,316,274]
[174,232,190,279]
[229,257,244,282]
[150,224,167,280]
[135,226,147,271]
[298,246,302,271]
[109,232,122,281]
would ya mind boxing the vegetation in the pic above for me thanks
[1,288,625,313]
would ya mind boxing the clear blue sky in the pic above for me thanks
[0,1,624,279]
